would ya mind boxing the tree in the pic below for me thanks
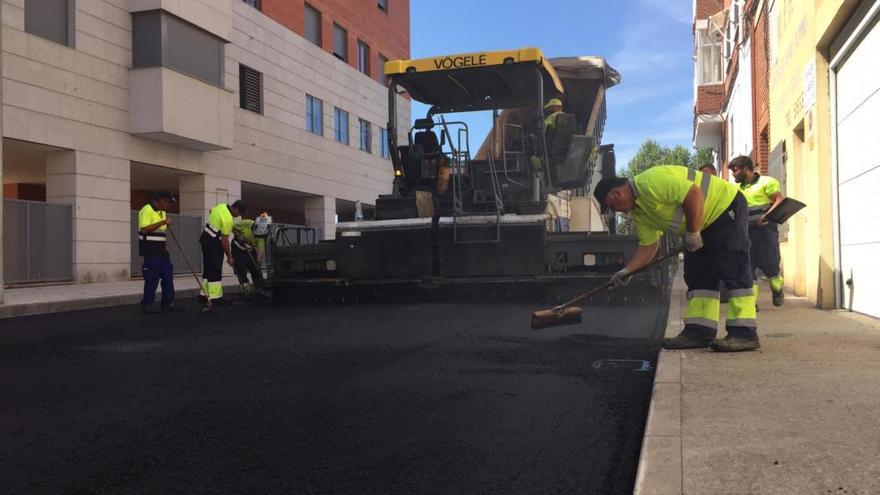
[693,147,715,168]
[623,139,715,177]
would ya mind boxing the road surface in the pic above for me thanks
[0,299,667,494]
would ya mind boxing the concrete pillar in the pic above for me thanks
[178,174,241,224]
[305,196,336,240]
[46,151,131,283]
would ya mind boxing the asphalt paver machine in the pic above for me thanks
[267,48,675,305]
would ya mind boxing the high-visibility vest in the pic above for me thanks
[630,165,739,246]
[137,203,167,257]
[204,203,234,239]
[740,174,782,223]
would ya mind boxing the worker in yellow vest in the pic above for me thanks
[543,98,563,132]
[729,155,785,307]
[593,165,759,352]
[199,200,245,307]
[137,191,183,313]
[232,217,266,296]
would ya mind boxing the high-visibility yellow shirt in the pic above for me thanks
[544,111,562,131]
[208,203,234,236]
[739,174,781,207]
[631,165,739,246]
[233,219,265,251]
[138,203,166,232]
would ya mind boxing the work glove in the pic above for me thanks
[610,268,632,289]
[684,231,703,252]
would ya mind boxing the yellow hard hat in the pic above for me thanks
[544,98,563,109]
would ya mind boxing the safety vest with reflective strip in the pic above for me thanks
[630,165,739,246]
[232,219,265,252]
[138,203,167,257]
[204,203,234,239]
[739,173,781,222]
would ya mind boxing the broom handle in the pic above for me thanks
[167,227,210,306]
[555,248,684,310]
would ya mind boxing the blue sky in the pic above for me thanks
[409,0,695,171]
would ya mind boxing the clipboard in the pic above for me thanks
[764,197,806,224]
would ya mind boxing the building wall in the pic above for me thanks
[1,0,410,283]
[725,38,754,161]
[749,0,771,174]
[696,84,724,114]
[767,0,859,307]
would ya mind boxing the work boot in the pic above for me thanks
[772,288,785,307]
[161,303,185,313]
[662,327,716,350]
[710,330,760,352]
[141,304,161,314]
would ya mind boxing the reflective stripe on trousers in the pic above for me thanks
[684,289,721,330]
[202,279,223,300]
[727,288,757,329]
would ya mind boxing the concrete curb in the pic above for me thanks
[634,277,685,495]
[0,284,239,320]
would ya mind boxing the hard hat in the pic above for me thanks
[544,98,563,109]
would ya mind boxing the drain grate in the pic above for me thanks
[592,359,652,372]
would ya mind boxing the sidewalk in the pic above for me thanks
[0,275,239,319]
[636,275,880,494]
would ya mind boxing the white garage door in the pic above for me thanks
[835,10,880,318]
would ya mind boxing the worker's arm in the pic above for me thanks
[624,242,660,273]
[758,191,785,225]
[221,235,234,267]
[682,185,704,233]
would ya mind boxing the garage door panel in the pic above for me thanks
[836,93,880,182]
[837,168,880,246]
[840,243,880,319]
[836,14,880,119]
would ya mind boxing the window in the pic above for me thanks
[306,95,324,135]
[768,0,778,66]
[334,107,349,144]
[359,119,372,153]
[379,128,390,158]
[378,54,389,85]
[698,30,722,85]
[333,23,348,61]
[358,40,370,75]
[378,0,388,13]
[242,0,261,9]
[25,0,73,47]
[304,4,321,46]
[132,11,225,87]
[239,65,263,114]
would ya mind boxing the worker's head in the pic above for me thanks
[728,155,755,183]
[698,164,717,176]
[544,98,563,115]
[153,191,176,211]
[229,200,246,218]
[593,176,635,213]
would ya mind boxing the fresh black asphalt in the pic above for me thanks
[0,299,667,494]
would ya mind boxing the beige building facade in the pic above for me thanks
[1,0,410,285]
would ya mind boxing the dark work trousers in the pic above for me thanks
[749,222,781,278]
[141,254,174,306]
[683,192,756,338]
[232,242,263,287]
[200,231,224,299]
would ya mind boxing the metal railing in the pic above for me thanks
[3,199,73,284]
[130,211,203,276]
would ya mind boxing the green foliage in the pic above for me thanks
[623,139,715,178]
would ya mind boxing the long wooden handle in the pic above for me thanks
[168,228,210,307]
[554,248,683,310]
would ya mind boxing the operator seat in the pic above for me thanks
[413,130,445,180]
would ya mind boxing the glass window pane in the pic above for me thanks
[358,41,370,74]
[25,0,69,46]
[333,24,347,61]
[164,14,224,86]
[304,4,321,46]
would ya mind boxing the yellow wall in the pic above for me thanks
[768,0,859,308]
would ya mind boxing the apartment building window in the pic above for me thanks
[358,40,371,75]
[359,119,372,153]
[132,10,225,87]
[304,4,321,47]
[378,54,389,85]
[25,0,73,47]
[378,0,388,13]
[333,24,348,61]
[306,95,324,135]
[379,128,390,158]
[239,65,263,114]
[334,107,350,144]
[242,0,261,10]
[698,30,722,85]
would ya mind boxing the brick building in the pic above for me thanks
[0,0,411,288]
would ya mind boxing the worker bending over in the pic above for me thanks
[200,200,245,307]
[593,165,759,352]
[729,155,785,307]
[137,191,183,313]
[232,217,266,296]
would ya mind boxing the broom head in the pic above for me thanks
[530,306,583,330]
